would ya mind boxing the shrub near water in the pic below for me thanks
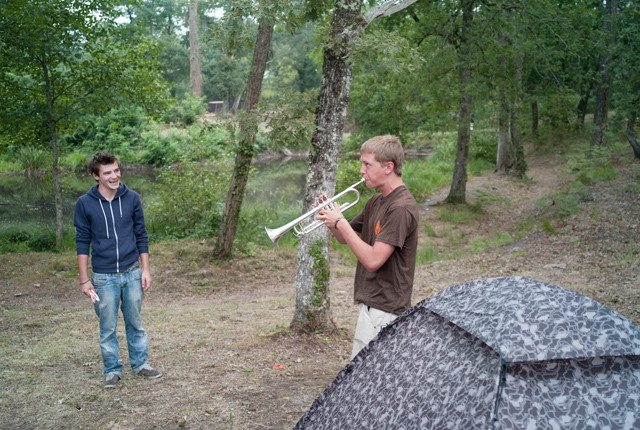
[148,158,232,240]
[14,147,50,175]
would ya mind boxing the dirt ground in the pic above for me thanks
[1,148,639,430]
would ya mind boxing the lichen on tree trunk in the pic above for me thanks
[291,0,365,333]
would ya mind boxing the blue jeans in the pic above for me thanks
[92,265,148,376]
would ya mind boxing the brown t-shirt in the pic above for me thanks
[349,185,419,315]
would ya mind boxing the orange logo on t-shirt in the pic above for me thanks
[375,220,381,235]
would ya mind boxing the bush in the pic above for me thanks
[69,105,149,157]
[182,124,231,161]
[163,93,206,127]
[140,128,183,166]
[14,146,50,175]
[0,225,67,253]
[469,130,498,163]
[147,158,232,239]
[60,152,90,173]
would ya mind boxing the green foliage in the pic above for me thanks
[139,123,230,166]
[201,46,250,106]
[469,131,499,164]
[140,131,182,166]
[263,23,321,95]
[539,91,582,129]
[260,90,318,151]
[611,2,640,126]
[436,204,483,225]
[542,219,556,235]
[59,152,90,173]
[13,147,50,175]
[163,93,207,127]
[534,190,580,223]
[0,156,20,174]
[576,166,618,185]
[0,0,169,146]
[0,224,74,253]
[466,231,513,254]
[566,141,622,185]
[402,157,454,204]
[148,158,232,239]
[416,243,442,265]
[423,222,437,238]
[67,106,149,158]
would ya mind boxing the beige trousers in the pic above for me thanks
[351,303,398,359]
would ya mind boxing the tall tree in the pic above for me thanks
[292,0,419,332]
[214,20,273,258]
[212,0,331,257]
[0,0,167,249]
[612,0,640,158]
[189,0,204,96]
[590,0,618,149]
[446,0,475,204]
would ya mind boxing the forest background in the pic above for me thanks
[1,0,638,253]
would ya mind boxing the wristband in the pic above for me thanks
[80,279,91,285]
[334,216,344,229]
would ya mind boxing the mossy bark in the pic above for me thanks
[292,0,365,333]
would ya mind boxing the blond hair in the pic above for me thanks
[360,135,404,176]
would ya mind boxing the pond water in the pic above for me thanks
[0,158,308,230]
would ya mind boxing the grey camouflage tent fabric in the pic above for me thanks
[294,276,640,430]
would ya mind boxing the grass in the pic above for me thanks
[616,242,638,266]
[0,158,21,173]
[423,222,437,237]
[435,203,483,225]
[466,231,514,254]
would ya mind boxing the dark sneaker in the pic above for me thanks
[136,364,162,379]
[104,373,120,388]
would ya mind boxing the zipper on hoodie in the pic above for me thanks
[108,201,120,272]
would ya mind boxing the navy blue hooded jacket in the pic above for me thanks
[74,183,149,274]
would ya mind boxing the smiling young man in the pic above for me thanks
[316,135,419,359]
[74,152,162,388]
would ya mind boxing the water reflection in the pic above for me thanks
[245,159,306,208]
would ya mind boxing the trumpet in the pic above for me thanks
[265,177,366,246]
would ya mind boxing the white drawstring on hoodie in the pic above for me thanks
[99,196,123,271]
[98,197,123,238]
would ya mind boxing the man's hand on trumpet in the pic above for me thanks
[314,194,345,231]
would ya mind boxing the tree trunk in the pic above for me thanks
[510,55,527,178]
[510,102,526,178]
[590,0,618,150]
[231,92,242,115]
[531,100,538,140]
[446,0,474,204]
[497,87,511,172]
[292,0,366,333]
[214,21,273,258]
[51,123,63,251]
[627,112,640,159]
[42,57,64,250]
[576,81,592,129]
[188,0,203,97]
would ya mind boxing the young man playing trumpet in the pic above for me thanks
[316,135,419,359]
